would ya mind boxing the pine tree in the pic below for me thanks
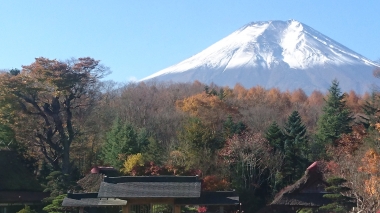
[282,111,309,185]
[17,205,37,213]
[223,115,247,139]
[265,121,285,153]
[316,79,353,147]
[177,118,221,171]
[361,92,380,129]
[101,118,141,170]
[319,177,355,213]
[136,127,150,153]
[143,137,165,165]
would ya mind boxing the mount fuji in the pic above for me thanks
[141,20,380,94]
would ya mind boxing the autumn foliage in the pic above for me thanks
[359,149,380,199]
[3,58,380,213]
[201,175,230,191]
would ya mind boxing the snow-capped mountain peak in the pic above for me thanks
[141,20,380,94]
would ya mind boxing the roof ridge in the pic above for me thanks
[104,176,200,184]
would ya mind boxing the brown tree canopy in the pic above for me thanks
[0,57,109,174]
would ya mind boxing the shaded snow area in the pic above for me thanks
[140,20,380,94]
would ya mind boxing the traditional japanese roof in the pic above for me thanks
[98,176,201,198]
[0,150,42,192]
[270,162,331,207]
[77,166,119,192]
[175,191,239,205]
[62,193,127,207]
[77,173,105,192]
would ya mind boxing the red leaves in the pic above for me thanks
[201,175,230,191]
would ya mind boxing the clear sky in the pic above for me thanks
[1,1,379,82]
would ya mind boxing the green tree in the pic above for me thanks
[319,177,355,213]
[42,194,67,213]
[16,205,37,213]
[42,171,77,203]
[0,57,109,174]
[316,79,353,147]
[143,137,165,165]
[223,115,247,138]
[136,127,150,153]
[177,118,221,172]
[9,68,20,76]
[265,121,285,153]
[101,118,147,170]
[0,124,15,148]
[282,111,309,185]
[361,91,380,129]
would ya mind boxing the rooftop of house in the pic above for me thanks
[62,193,127,207]
[270,161,331,207]
[98,176,202,198]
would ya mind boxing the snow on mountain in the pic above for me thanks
[141,20,380,94]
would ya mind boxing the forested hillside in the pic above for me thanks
[1,57,380,212]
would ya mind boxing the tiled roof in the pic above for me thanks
[175,191,239,205]
[62,193,127,207]
[98,176,201,198]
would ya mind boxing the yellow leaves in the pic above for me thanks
[177,93,220,115]
[121,153,144,174]
[233,83,247,100]
[364,176,380,197]
[290,88,308,104]
[176,92,238,124]
[359,149,380,174]
[375,123,380,132]
[167,150,187,168]
[359,148,380,198]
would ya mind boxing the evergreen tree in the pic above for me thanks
[143,137,165,165]
[223,115,247,139]
[101,118,143,170]
[316,79,353,146]
[177,118,221,171]
[42,171,79,205]
[9,68,20,76]
[319,177,355,213]
[282,111,309,185]
[361,91,380,129]
[16,205,37,213]
[42,194,67,213]
[136,127,150,153]
[265,121,285,153]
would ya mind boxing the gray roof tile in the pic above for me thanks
[98,176,201,198]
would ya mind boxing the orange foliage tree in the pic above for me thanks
[0,57,109,174]
[358,149,380,201]
[176,92,239,131]
[201,175,230,191]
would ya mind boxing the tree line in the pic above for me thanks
[1,57,380,212]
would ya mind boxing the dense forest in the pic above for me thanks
[1,57,380,212]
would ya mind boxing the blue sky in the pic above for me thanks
[1,1,379,82]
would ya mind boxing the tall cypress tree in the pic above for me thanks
[223,115,247,139]
[101,118,141,170]
[361,91,380,129]
[265,121,285,153]
[316,79,353,147]
[143,137,165,165]
[282,111,309,185]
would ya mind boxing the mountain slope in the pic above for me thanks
[141,20,380,94]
